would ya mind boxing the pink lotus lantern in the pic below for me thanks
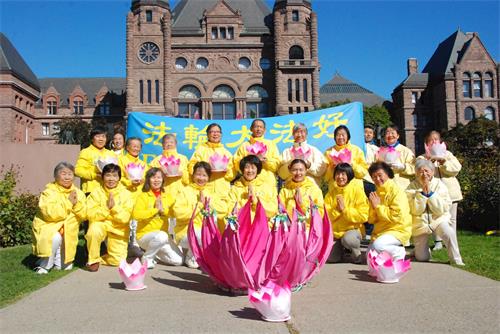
[249,281,292,322]
[209,152,229,171]
[126,163,145,181]
[246,141,268,156]
[425,141,447,160]
[329,148,352,165]
[96,156,118,172]
[366,249,411,283]
[377,146,401,164]
[290,145,312,161]
[159,155,181,176]
[118,258,147,291]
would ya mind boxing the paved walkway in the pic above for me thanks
[1,261,499,333]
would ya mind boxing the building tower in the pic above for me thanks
[126,0,172,114]
[273,0,320,115]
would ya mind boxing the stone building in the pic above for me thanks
[392,29,499,153]
[126,0,320,118]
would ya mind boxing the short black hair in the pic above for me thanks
[334,163,355,182]
[364,125,375,130]
[193,161,212,177]
[142,167,164,192]
[239,155,263,174]
[206,123,222,135]
[288,158,308,170]
[334,125,351,141]
[368,161,394,179]
[384,124,400,135]
[125,137,142,147]
[90,126,108,140]
[102,163,121,180]
[251,119,266,129]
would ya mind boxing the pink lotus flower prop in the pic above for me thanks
[290,145,312,161]
[209,153,229,171]
[246,141,268,156]
[159,155,181,176]
[96,156,118,172]
[118,258,147,291]
[425,141,447,159]
[126,163,145,181]
[249,281,292,322]
[367,249,411,283]
[377,146,401,164]
[329,148,352,165]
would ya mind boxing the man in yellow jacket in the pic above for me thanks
[86,164,133,271]
[233,119,280,188]
[75,126,116,195]
[367,162,412,260]
[325,163,369,264]
[32,162,87,274]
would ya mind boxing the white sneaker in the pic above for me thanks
[454,260,465,266]
[34,267,49,275]
[432,241,443,251]
[146,258,156,269]
[64,263,74,271]
[184,256,199,269]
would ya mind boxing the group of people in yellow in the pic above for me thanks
[32,119,464,274]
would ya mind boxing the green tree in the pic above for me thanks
[320,100,391,128]
[54,117,92,148]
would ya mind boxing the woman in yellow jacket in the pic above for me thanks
[188,123,234,202]
[233,119,280,187]
[75,126,116,195]
[32,162,87,274]
[118,137,147,197]
[228,155,278,221]
[279,159,324,229]
[367,162,412,260]
[417,130,463,251]
[86,164,133,271]
[132,168,183,269]
[379,125,415,190]
[325,163,369,264]
[324,125,367,189]
[172,162,227,268]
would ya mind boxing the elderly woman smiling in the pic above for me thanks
[407,159,464,266]
[32,162,87,274]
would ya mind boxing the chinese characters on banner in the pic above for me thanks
[127,102,364,164]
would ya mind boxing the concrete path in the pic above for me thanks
[1,262,499,333]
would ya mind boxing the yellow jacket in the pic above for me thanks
[87,184,133,238]
[324,143,367,187]
[75,144,115,193]
[118,153,147,196]
[384,144,415,190]
[324,179,369,239]
[188,142,234,200]
[279,178,324,228]
[150,149,190,198]
[32,183,86,264]
[172,183,227,243]
[278,141,327,187]
[132,190,175,240]
[228,175,278,220]
[406,177,452,237]
[368,179,412,246]
[416,151,462,201]
[233,137,280,187]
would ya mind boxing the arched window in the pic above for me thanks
[212,85,236,119]
[196,57,209,70]
[484,72,493,98]
[175,57,187,70]
[462,72,471,98]
[472,72,482,97]
[178,85,201,118]
[246,85,269,118]
[464,106,475,121]
[289,45,304,60]
[303,79,308,102]
[295,79,300,101]
[484,107,495,120]
[73,96,84,115]
[46,97,57,115]
[287,79,292,102]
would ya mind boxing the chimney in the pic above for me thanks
[407,58,418,76]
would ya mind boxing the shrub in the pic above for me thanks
[443,118,500,232]
[0,166,39,247]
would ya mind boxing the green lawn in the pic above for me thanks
[431,230,500,281]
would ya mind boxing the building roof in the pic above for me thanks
[320,73,386,107]
[422,29,472,74]
[398,73,429,88]
[0,32,40,90]
[171,0,272,35]
[37,77,126,107]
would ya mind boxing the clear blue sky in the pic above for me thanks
[1,0,498,99]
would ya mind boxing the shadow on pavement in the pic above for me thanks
[348,269,378,283]
[152,270,228,296]
[229,307,263,321]
[108,282,126,290]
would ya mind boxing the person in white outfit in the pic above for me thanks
[407,159,464,265]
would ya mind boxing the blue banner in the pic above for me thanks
[127,102,365,164]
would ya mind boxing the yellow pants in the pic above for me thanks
[86,221,128,266]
